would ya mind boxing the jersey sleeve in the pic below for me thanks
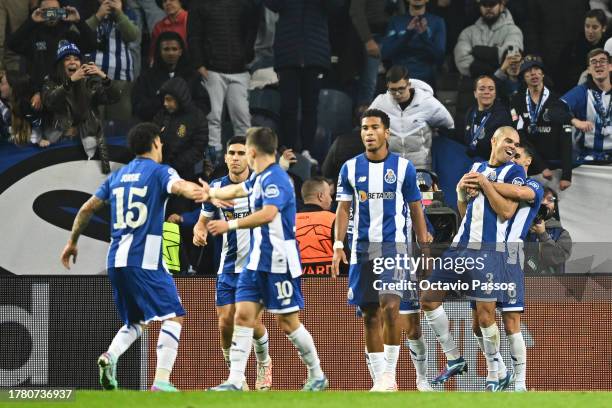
[526,179,545,207]
[261,169,291,209]
[402,161,422,203]
[502,163,526,186]
[94,177,111,202]
[158,165,183,195]
[336,162,354,202]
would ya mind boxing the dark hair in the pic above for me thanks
[301,176,329,200]
[473,74,497,91]
[385,65,410,83]
[585,9,607,28]
[518,140,536,159]
[5,71,35,145]
[226,136,246,150]
[246,127,277,155]
[587,48,610,65]
[128,122,160,155]
[154,31,187,68]
[360,108,390,129]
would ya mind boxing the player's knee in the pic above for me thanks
[420,298,440,312]
[502,313,521,334]
[403,314,421,339]
[218,315,234,332]
[380,302,400,322]
[275,313,300,334]
[363,310,382,329]
[476,309,495,327]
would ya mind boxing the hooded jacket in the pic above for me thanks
[132,32,209,121]
[454,9,523,77]
[153,77,208,180]
[368,79,454,169]
[524,218,572,274]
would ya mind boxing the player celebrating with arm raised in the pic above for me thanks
[332,109,431,392]
[60,122,208,392]
[421,126,525,392]
[192,136,273,391]
[204,127,328,392]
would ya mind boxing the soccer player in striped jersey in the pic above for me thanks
[463,143,543,391]
[332,109,431,392]
[421,126,526,391]
[60,123,208,392]
[193,136,273,391]
[203,127,328,392]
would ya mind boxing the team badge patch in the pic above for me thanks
[177,124,187,138]
[384,169,397,184]
[487,171,497,181]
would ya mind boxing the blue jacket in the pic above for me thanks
[381,12,446,85]
[264,0,343,70]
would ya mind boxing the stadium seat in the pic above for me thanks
[317,89,353,137]
[249,88,281,120]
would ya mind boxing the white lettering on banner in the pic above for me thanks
[0,284,49,387]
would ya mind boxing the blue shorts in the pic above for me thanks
[108,267,186,325]
[426,247,508,301]
[215,273,240,307]
[235,269,304,314]
[347,243,417,308]
[497,259,525,312]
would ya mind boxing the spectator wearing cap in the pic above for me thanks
[381,0,446,87]
[188,0,259,163]
[149,0,188,64]
[511,56,573,191]
[562,48,612,162]
[7,0,97,114]
[454,0,523,78]
[86,0,141,121]
[458,74,513,161]
[369,65,454,170]
[42,42,120,173]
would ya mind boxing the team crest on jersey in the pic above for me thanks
[384,169,397,184]
[177,124,187,138]
[358,190,368,202]
[486,171,497,181]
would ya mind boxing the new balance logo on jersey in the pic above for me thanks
[358,176,367,182]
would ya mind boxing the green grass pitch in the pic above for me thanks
[14,391,612,408]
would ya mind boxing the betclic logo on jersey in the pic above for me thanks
[358,190,396,202]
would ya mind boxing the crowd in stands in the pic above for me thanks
[1,0,605,272]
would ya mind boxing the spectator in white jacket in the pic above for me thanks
[454,0,523,78]
[369,65,454,170]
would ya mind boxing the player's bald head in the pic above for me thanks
[491,126,519,142]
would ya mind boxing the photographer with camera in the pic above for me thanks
[42,41,120,174]
[524,187,572,274]
[7,0,97,111]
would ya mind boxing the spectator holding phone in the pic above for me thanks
[494,46,523,105]
[7,0,97,112]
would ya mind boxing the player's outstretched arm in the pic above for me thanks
[490,182,536,202]
[171,180,207,202]
[60,196,106,269]
[331,201,350,278]
[207,205,278,236]
[199,177,249,200]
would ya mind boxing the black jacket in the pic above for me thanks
[8,17,97,92]
[510,87,573,181]
[187,0,259,74]
[321,128,364,183]
[153,77,208,181]
[264,0,343,70]
[132,33,210,121]
[458,99,513,160]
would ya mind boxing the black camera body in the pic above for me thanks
[43,8,67,21]
[533,204,553,224]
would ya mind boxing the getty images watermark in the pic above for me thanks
[371,253,517,292]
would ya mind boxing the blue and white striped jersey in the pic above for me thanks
[202,175,252,274]
[336,153,422,257]
[94,157,181,270]
[453,161,526,250]
[243,164,302,278]
[506,178,544,243]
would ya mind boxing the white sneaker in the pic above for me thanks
[370,372,398,392]
[241,380,250,391]
[301,150,318,166]
[255,359,272,391]
[416,378,434,392]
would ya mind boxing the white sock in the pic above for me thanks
[407,336,428,380]
[155,320,182,383]
[287,324,324,380]
[227,325,254,386]
[365,349,375,383]
[222,347,230,369]
[369,352,385,382]
[508,332,527,385]
[475,334,507,380]
[108,324,142,360]
[424,306,460,361]
[383,344,400,379]
[481,324,500,382]
[253,329,271,364]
